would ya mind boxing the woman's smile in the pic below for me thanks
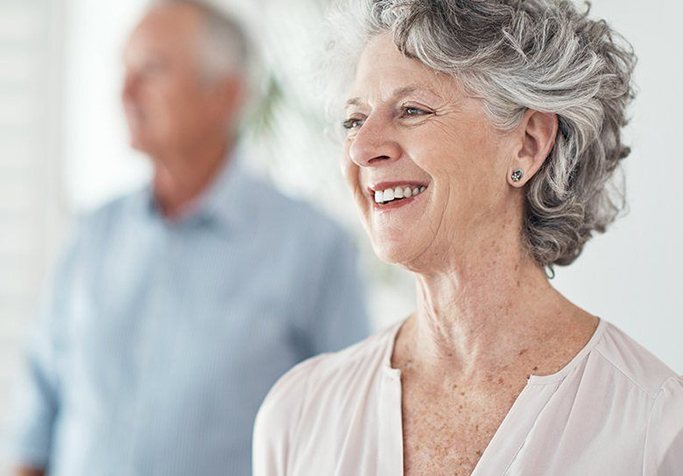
[368,182,429,210]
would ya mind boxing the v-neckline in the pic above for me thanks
[379,317,608,475]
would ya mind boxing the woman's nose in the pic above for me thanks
[348,115,401,168]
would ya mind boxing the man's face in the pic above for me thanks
[121,5,218,158]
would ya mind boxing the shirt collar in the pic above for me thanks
[144,152,254,231]
[195,153,253,230]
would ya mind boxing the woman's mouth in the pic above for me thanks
[369,182,428,208]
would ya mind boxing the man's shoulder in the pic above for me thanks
[66,188,149,251]
[245,174,350,242]
[78,188,148,229]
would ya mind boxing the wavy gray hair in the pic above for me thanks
[323,0,636,268]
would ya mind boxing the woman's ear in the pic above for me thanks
[507,109,558,187]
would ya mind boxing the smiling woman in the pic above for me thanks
[252,0,683,475]
[340,39,534,269]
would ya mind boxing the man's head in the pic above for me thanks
[122,0,250,160]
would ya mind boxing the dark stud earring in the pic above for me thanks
[511,169,524,183]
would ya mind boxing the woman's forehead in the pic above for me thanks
[349,34,455,100]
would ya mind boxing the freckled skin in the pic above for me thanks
[344,34,598,475]
[393,316,596,475]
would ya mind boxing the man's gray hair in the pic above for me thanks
[323,0,636,268]
[153,0,251,83]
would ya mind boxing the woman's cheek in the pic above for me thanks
[341,155,360,190]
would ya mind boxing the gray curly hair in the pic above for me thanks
[323,0,636,268]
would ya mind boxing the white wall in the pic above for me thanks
[551,1,683,370]
[62,0,150,210]
[0,0,66,456]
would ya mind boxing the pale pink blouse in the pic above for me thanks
[253,319,683,475]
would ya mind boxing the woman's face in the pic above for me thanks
[342,33,520,270]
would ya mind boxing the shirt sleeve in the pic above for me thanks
[643,375,683,476]
[306,230,370,355]
[5,228,81,468]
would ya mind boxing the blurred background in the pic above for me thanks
[0,0,681,457]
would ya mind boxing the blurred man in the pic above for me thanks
[9,1,368,475]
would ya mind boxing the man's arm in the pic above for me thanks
[6,229,81,473]
[7,298,63,474]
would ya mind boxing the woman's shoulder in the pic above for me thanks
[257,321,400,416]
[252,322,401,473]
[643,373,683,473]
[594,321,679,397]
[593,323,683,471]
[257,321,398,407]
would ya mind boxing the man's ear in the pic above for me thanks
[507,109,558,187]
[209,75,247,125]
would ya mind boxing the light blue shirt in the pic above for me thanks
[9,157,369,475]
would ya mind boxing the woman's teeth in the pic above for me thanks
[374,185,427,204]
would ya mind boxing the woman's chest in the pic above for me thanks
[401,379,525,475]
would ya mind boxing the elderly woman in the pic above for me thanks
[253,0,683,474]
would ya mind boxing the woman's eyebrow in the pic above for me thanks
[345,97,363,109]
[344,84,441,110]
[392,84,442,100]
[391,85,420,99]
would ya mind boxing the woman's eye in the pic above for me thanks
[401,106,429,118]
[342,117,364,130]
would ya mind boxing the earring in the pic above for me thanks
[511,169,524,183]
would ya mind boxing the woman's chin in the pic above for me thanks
[370,236,422,267]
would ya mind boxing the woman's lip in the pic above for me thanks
[371,193,421,211]
[366,181,429,198]
[367,182,429,211]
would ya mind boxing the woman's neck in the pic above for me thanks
[397,247,595,385]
